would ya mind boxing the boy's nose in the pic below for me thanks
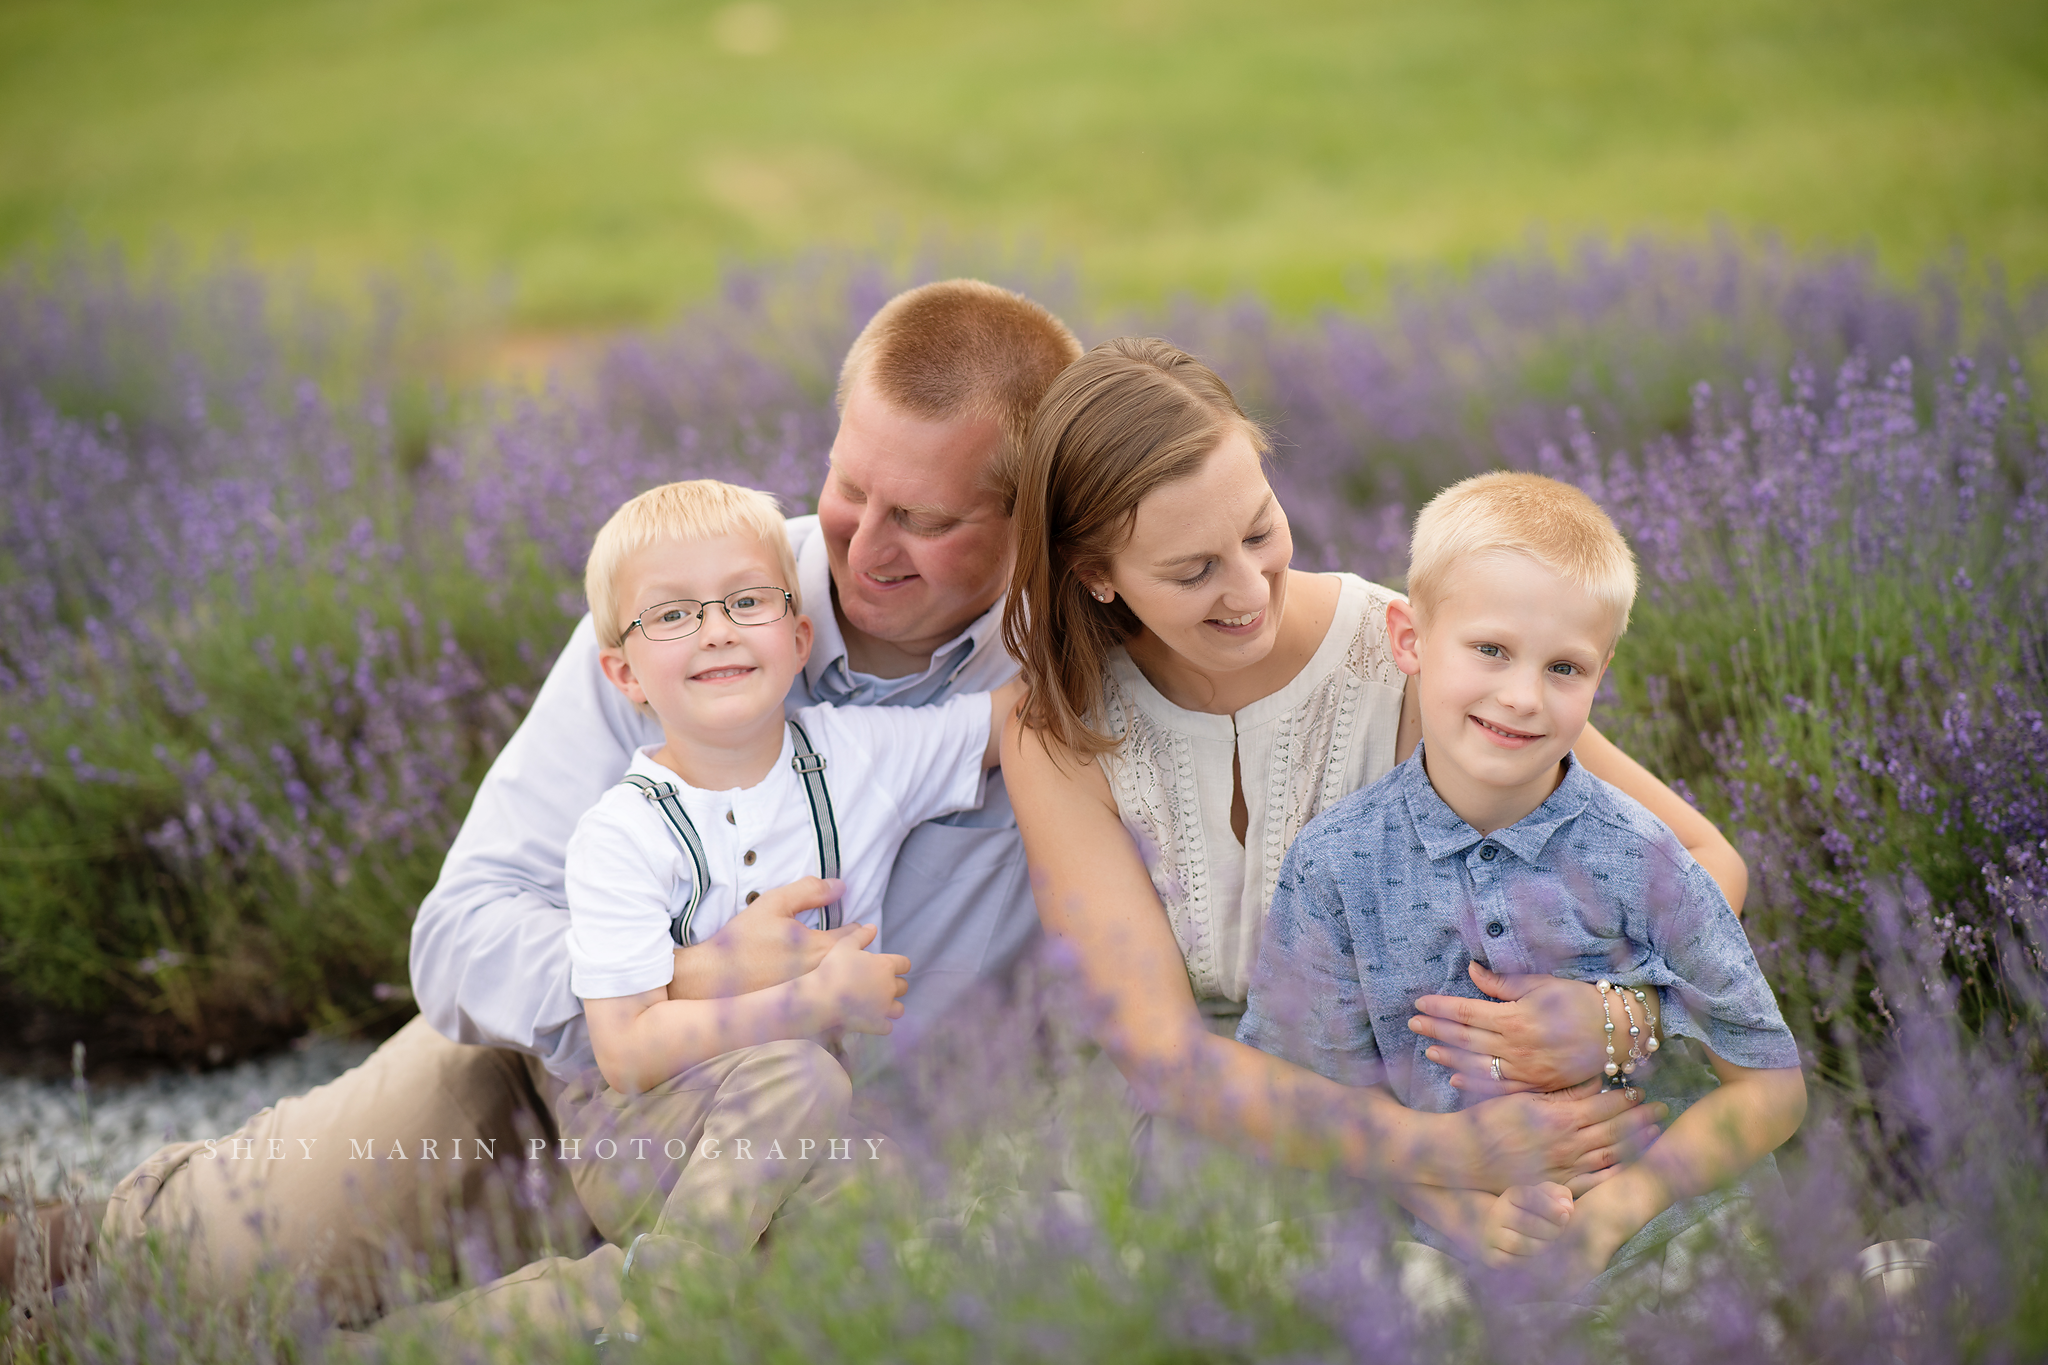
[696,603,744,643]
[1497,669,1543,711]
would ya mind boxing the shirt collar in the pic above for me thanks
[796,523,1007,696]
[1399,743,1596,864]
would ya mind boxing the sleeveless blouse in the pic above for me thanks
[1099,574,1409,1012]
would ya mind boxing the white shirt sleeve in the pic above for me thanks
[407,616,660,1070]
[564,795,689,1000]
[808,692,991,830]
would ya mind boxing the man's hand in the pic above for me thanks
[1479,1183,1574,1269]
[1461,1079,1666,1193]
[668,877,855,1001]
[1409,964,1616,1095]
[804,926,912,1035]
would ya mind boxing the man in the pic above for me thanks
[80,279,1084,1336]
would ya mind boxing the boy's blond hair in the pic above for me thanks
[1407,471,1637,640]
[837,280,1082,512]
[585,480,801,649]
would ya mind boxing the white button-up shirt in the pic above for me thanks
[564,696,989,1005]
[408,516,1038,1075]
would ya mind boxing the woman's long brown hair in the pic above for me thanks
[1003,337,1266,756]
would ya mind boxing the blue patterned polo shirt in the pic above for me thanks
[1239,744,1800,1268]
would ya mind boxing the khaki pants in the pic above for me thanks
[102,1018,870,1340]
[555,1039,869,1254]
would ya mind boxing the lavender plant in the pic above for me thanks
[0,231,2041,1082]
[1551,354,2048,1043]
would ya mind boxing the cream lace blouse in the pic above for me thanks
[1099,574,1409,1012]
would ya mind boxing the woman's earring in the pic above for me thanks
[1090,588,1112,604]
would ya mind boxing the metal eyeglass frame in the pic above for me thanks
[623,587,795,642]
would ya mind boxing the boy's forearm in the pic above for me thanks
[603,981,827,1094]
[1569,1067,1806,1265]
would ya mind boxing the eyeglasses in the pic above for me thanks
[624,588,794,642]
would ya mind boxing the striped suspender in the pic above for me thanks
[786,718,843,930]
[620,774,710,947]
[622,720,842,944]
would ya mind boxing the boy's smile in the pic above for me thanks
[1387,550,1618,834]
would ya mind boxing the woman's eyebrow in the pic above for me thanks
[1148,495,1275,568]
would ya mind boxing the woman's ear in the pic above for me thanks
[1386,597,1424,677]
[597,646,647,706]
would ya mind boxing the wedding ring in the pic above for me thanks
[1489,1056,1505,1083]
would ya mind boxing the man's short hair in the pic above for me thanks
[836,279,1082,511]
[1407,471,1638,640]
[585,480,801,649]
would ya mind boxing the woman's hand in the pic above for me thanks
[1408,963,1619,1095]
[1460,1079,1667,1193]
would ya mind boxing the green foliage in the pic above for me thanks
[0,0,2042,325]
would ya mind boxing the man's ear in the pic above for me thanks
[597,645,647,706]
[1387,597,1424,677]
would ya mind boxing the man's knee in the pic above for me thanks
[98,1016,571,1314]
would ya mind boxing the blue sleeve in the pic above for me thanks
[1635,849,1802,1071]
[1238,834,1383,1088]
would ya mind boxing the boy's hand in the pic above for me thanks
[807,925,911,1035]
[669,877,856,1000]
[1479,1183,1573,1268]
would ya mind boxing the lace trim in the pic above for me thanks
[1104,576,1406,1002]
[1259,579,1405,930]
[1103,671,1217,998]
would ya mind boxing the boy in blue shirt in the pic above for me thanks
[1239,471,1805,1294]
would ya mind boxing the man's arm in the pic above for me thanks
[409,619,653,1069]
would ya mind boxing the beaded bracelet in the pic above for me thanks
[1594,979,1661,1099]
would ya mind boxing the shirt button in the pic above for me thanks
[1486,921,1505,938]
[743,850,757,866]
[1479,845,1497,861]
[745,891,760,905]
[725,811,735,825]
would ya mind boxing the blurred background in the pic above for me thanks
[2,0,2045,1150]
[3,0,2041,335]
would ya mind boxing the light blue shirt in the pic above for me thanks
[1239,744,1798,1268]
[409,515,1037,1076]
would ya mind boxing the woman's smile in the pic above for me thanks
[1205,607,1265,634]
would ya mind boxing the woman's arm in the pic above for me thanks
[1576,724,1747,915]
[1002,711,1663,1191]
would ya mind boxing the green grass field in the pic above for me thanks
[2,0,2042,327]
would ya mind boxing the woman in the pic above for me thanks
[1001,338,1750,1200]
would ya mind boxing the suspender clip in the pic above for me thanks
[791,751,828,775]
